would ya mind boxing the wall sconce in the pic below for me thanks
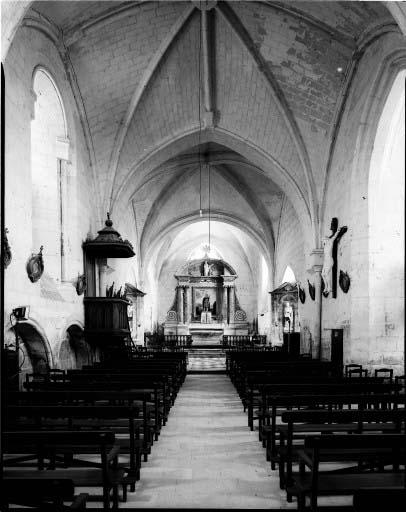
[12,306,30,321]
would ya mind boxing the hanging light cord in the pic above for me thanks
[198,5,203,217]
[208,162,211,250]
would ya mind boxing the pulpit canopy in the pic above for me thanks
[83,214,135,258]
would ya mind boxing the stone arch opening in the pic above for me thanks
[13,321,52,383]
[143,218,271,339]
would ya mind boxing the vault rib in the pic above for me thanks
[106,4,196,211]
[218,0,319,247]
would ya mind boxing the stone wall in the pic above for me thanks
[3,25,98,371]
[321,31,405,373]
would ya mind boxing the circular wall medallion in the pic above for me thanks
[166,311,178,322]
[234,309,247,322]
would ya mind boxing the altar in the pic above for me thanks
[164,257,249,342]
[200,311,212,323]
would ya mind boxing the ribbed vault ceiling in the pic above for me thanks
[24,0,398,265]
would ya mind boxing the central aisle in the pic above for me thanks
[127,374,295,509]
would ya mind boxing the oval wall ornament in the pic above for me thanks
[3,228,12,269]
[298,285,306,304]
[26,246,44,283]
[307,279,315,301]
[75,273,86,295]
[339,270,351,293]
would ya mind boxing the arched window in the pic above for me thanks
[368,70,405,368]
[281,265,296,284]
[31,68,69,281]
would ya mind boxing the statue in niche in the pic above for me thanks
[321,218,347,297]
[202,294,210,311]
[283,302,293,332]
[201,293,212,324]
[203,260,212,276]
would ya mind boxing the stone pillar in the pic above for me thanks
[222,286,228,323]
[59,160,68,281]
[229,286,235,324]
[185,286,191,324]
[267,292,272,344]
[309,249,324,360]
[177,286,184,323]
[56,138,70,282]
[98,258,108,297]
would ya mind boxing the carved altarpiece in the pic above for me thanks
[164,259,248,338]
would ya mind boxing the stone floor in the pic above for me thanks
[187,349,226,372]
[123,374,296,509]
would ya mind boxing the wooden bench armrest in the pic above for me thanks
[296,449,313,469]
[107,444,120,462]
[70,493,88,509]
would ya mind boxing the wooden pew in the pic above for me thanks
[8,390,155,461]
[64,370,177,418]
[279,408,406,493]
[23,378,166,440]
[353,488,406,512]
[260,393,406,467]
[3,430,134,510]
[67,366,183,405]
[245,380,397,431]
[6,405,142,485]
[1,478,88,511]
[288,433,406,511]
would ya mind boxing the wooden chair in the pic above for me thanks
[375,368,394,383]
[345,364,363,377]
[348,368,368,378]
[395,375,405,394]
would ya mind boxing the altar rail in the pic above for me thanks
[222,335,267,348]
[144,334,192,350]
[164,335,193,348]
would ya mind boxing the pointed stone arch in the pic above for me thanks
[112,128,315,253]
